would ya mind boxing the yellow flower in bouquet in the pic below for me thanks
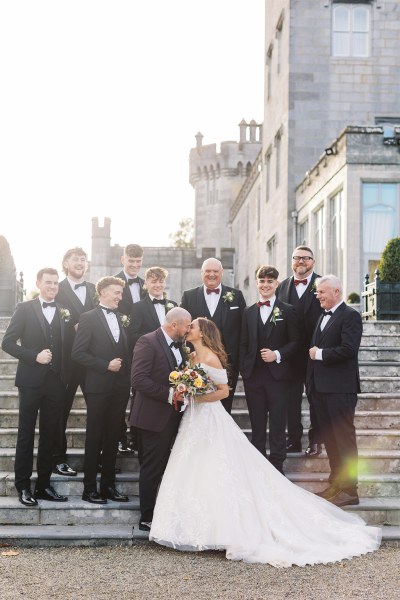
[168,364,215,411]
[194,377,204,388]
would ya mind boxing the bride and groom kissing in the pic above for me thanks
[130,300,380,567]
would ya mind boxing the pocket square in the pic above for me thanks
[230,306,239,310]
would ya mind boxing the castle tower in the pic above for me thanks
[189,120,262,259]
[89,217,112,283]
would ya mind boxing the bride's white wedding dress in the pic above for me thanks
[150,365,381,567]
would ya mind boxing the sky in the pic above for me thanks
[0,1,265,293]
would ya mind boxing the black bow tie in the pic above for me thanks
[101,306,117,315]
[42,302,56,309]
[153,298,166,305]
[74,282,86,290]
[324,311,333,316]
[128,277,139,286]
[170,341,180,349]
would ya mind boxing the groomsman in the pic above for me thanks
[307,275,362,507]
[240,266,299,475]
[53,247,97,477]
[72,277,131,504]
[181,257,246,413]
[2,268,72,506]
[131,307,191,531]
[114,243,145,454]
[276,246,323,456]
[130,267,178,349]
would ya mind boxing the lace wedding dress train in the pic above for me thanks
[150,365,381,567]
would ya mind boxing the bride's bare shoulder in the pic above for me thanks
[204,353,223,370]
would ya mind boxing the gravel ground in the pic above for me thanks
[0,542,399,600]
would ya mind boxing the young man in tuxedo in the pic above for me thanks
[72,276,131,504]
[53,247,97,477]
[114,243,145,454]
[276,246,323,457]
[307,275,362,507]
[180,257,246,413]
[240,266,299,475]
[2,268,72,506]
[130,307,191,531]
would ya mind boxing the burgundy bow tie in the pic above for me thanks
[206,288,220,295]
[257,300,271,307]
[294,279,307,286]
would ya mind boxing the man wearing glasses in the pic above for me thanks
[276,246,323,457]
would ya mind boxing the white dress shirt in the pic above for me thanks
[161,328,182,366]
[258,295,281,363]
[204,285,221,317]
[40,296,56,324]
[68,277,86,305]
[150,295,166,325]
[315,300,344,360]
[125,271,141,303]
[293,272,314,299]
[100,306,120,342]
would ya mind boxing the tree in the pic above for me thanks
[169,218,194,248]
[379,237,400,282]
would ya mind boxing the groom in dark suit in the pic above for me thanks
[276,246,323,456]
[72,276,131,504]
[307,274,362,507]
[181,257,246,413]
[2,268,72,506]
[240,266,299,475]
[53,247,97,477]
[130,307,191,531]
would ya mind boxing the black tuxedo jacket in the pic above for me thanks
[71,306,130,394]
[180,284,246,368]
[239,299,299,380]
[114,270,145,316]
[1,298,73,387]
[276,272,322,344]
[130,328,182,432]
[306,303,362,395]
[55,278,97,326]
[130,295,178,349]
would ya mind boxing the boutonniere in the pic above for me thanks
[181,345,191,356]
[310,281,317,294]
[222,291,235,303]
[165,301,175,313]
[60,308,71,322]
[271,306,284,325]
[120,314,131,328]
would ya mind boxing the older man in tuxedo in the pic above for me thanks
[72,276,131,504]
[53,247,97,477]
[2,268,72,506]
[130,307,191,532]
[181,257,246,413]
[276,245,323,457]
[240,266,299,475]
[307,274,362,507]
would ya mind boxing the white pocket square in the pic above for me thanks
[230,306,239,310]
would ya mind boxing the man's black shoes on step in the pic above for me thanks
[18,488,38,507]
[305,443,322,457]
[53,462,78,476]
[101,486,129,502]
[82,490,107,504]
[34,486,68,502]
[138,521,152,532]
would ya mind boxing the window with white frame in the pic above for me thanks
[266,235,277,265]
[275,131,281,189]
[332,3,370,58]
[314,205,325,271]
[265,149,271,202]
[257,187,261,231]
[298,219,308,246]
[329,190,344,279]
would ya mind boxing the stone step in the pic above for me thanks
[0,390,87,409]
[359,347,400,361]
[0,471,140,497]
[0,496,140,525]
[361,333,400,348]
[360,377,400,393]
[289,472,400,497]
[359,363,400,377]
[362,321,400,334]
[0,359,17,375]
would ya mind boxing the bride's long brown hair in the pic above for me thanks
[196,318,229,370]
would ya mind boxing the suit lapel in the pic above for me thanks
[144,295,162,328]
[279,278,292,304]
[98,306,118,346]
[196,286,211,318]
[303,273,318,314]
[318,302,346,343]
[33,298,47,340]
[264,299,280,341]
[61,279,86,314]
[156,328,175,371]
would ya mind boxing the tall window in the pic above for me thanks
[257,187,261,232]
[266,44,273,100]
[265,149,271,202]
[332,4,370,57]
[314,205,325,271]
[275,131,281,189]
[298,220,308,246]
[329,190,344,279]
[266,235,277,265]
[363,182,399,277]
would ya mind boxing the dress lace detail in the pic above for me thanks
[150,364,381,567]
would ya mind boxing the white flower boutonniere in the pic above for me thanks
[271,306,284,325]
[165,301,175,313]
[60,308,71,322]
[120,314,131,328]
[311,281,317,294]
[223,291,235,303]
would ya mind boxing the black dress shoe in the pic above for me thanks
[18,488,38,507]
[328,490,360,507]
[100,486,129,502]
[34,486,68,502]
[53,462,78,476]
[97,464,121,474]
[315,484,338,500]
[118,442,135,455]
[286,442,302,453]
[305,443,322,457]
[139,521,152,532]
[82,490,107,504]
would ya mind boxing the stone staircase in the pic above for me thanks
[1,317,400,546]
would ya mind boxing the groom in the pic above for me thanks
[130,307,191,531]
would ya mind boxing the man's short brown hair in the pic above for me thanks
[293,245,314,258]
[256,265,279,280]
[96,276,125,295]
[144,267,168,281]
[124,244,144,258]
[36,267,58,281]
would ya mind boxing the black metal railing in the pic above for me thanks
[362,269,400,320]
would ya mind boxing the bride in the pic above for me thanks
[149,318,381,567]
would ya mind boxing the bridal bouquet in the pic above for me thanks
[169,364,215,412]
